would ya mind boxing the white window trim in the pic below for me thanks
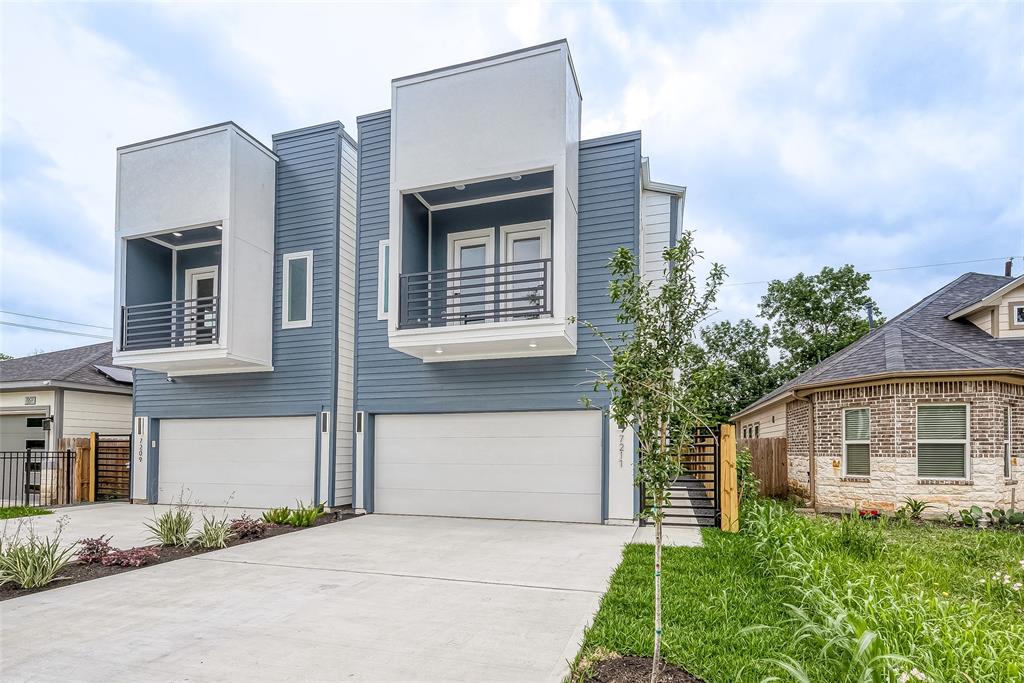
[916,403,971,480]
[184,265,218,301]
[842,407,870,477]
[282,250,314,329]
[377,240,390,321]
[500,220,551,263]
[447,228,495,325]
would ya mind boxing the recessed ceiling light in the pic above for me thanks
[528,341,538,348]
[215,225,223,231]
[510,175,522,181]
[172,232,183,238]
[434,347,444,354]
[454,184,466,191]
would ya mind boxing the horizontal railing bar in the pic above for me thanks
[124,296,218,311]
[400,258,552,280]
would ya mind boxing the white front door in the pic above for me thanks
[184,266,218,344]
[500,221,550,320]
[447,229,494,325]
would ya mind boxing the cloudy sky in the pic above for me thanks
[1,1,1021,357]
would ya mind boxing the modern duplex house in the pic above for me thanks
[116,41,684,524]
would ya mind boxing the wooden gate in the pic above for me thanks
[94,434,131,500]
[739,437,789,497]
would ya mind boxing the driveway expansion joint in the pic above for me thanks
[196,555,606,594]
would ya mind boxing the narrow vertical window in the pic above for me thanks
[377,239,390,321]
[917,404,968,479]
[843,408,870,476]
[282,251,313,329]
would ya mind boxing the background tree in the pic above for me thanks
[0,353,12,361]
[578,232,724,682]
[759,265,883,380]
[700,319,781,422]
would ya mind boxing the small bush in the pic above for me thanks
[900,497,933,520]
[262,507,292,525]
[100,546,159,567]
[229,513,268,539]
[959,505,984,528]
[836,512,886,560]
[77,535,114,564]
[145,504,194,546]
[287,501,324,528]
[0,518,77,589]
[192,514,233,549]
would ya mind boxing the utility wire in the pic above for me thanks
[0,321,112,340]
[722,255,1020,287]
[0,310,112,330]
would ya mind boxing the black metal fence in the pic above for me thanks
[398,258,552,329]
[120,295,220,351]
[0,450,77,509]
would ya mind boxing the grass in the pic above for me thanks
[0,507,53,520]
[578,503,1024,682]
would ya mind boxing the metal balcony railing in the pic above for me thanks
[120,296,220,351]
[398,258,552,329]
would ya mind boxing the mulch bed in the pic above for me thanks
[588,656,705,683]
[0,511,352,601]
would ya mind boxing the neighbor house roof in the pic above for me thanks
[733,272,1024,419]
[0,342,132,392]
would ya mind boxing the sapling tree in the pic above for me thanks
[576,231,724,682]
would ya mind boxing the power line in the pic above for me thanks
[0,321,112,340]
[722,255,1020,287]
[0,310,112,330]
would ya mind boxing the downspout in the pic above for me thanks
[795,394,816,510]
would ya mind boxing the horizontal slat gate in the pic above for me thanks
[643,427,720,528]
[94,435,131,500]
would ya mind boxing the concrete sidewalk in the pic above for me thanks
[0,514,655,682]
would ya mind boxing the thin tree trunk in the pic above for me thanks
[652,421,668,683]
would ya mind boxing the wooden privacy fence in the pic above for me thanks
[57,432,131,503]
[738,437,788,497]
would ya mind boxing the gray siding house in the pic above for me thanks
[117,41,683,522]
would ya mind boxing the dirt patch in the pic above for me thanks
[587,656,705,683]
[0,512,352,601]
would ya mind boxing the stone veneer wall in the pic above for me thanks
[807,379,1023,515]
[785,399,811,496]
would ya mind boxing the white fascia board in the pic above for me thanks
[641,157,685,197]
[0,381,132,395]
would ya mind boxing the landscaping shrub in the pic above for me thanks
[100,546,159,567]
[229,513,268,539]
[736,446,759,509]
[287,501,324,527]
[900,497,932,520]
[145,503,194,546]
[0,518,76,589]
[262,507,292,525]
[77,535,114,564]
[192,514,233,549]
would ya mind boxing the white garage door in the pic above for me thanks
[374,411,602,523]
[0,414,46,451]
[159,417,315,508]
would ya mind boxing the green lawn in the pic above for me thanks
[578,504,1024,682]
[0,506,53,520]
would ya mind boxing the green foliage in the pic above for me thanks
[0,506,53,520]
[0,518,77,588]
[287,501,324,528]
[959,505,985,527]
[699,319,783,422]
[759,265,883,380]
[262,507,292,525]
[736,446,759,509]
[0,352,13,361]
[145,504,194,547]
[191,514,233,549]
[900,497,933,520]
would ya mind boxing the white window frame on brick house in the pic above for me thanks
[843,407,871,477]
[916,403,970,480]
[1005,406,1013,480]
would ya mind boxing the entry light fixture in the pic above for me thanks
[172,232,183,238]
[510,175,522,181]
[454,184,466,191]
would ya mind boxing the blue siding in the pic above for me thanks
[354,110,640,413]
[133,122,345,419]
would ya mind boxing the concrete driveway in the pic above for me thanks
[1,513,641,682]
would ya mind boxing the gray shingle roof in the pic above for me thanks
[736,272,1023,417]
[0,342,132,390]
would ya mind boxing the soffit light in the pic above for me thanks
[434,347,444,354]
[528,341,538,348]
[172,232,183,238]
[454,184,466,191]
[510,175,522,181]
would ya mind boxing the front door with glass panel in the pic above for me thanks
[184,266,218,345]
[447,229,494,325]
[501,221,550,321]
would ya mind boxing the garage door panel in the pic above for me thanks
[376,462,602,495]
[158,417,314,509]
[375,488,600,524]
[374,435,602,467]
[374,411,602,523]
[375,412,600,440]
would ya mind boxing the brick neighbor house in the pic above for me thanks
[733,270,1024,515]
